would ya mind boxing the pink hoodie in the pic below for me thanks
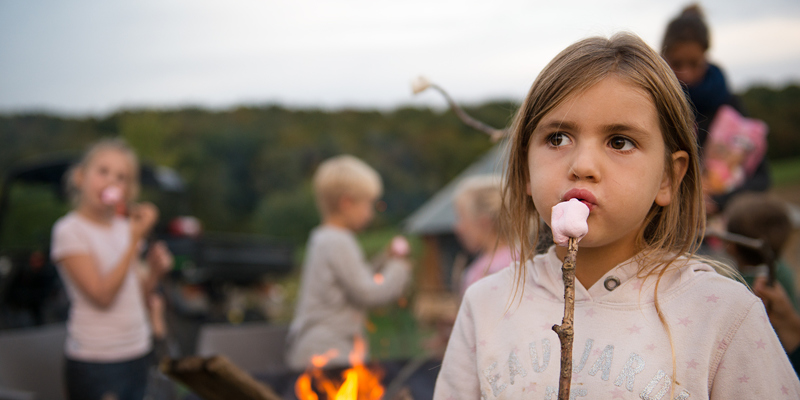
[460,246,515,299]
[435,246,800,399]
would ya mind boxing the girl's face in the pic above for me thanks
[454,199,487,254]
[526,76,687,258]
[75,149,135,211]
[664,41,707,87]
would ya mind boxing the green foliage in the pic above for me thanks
[4,84,793,249]
[0,183,70,251]
[740,84,800,160]
[251,183,318,243]
[1,102,510,247]
[771,157,800,187]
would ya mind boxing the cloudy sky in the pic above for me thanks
[1,0,799,116]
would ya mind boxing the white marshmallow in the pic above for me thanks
[551,198,590,247]
[101,186,123,205]
[391,236,410,256]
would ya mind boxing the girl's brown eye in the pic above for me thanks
[548,133,570,147]
[609,136,634,151]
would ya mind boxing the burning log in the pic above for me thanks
[160,355,282,400]
[550,199,590,399]
[295,337,386,400]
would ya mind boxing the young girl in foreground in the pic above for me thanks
[51,139,173,400]
[434,33,800,399]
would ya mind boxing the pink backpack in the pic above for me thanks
[703,104,768,195]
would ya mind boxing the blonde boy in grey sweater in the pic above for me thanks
[286,155,411,372]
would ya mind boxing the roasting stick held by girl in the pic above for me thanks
[432,33,800,399]
[550,198,590,400]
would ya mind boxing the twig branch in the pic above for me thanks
[411,76,508,141]
[552,237,578,400]
[705,229,776,284]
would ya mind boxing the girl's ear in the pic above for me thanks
[477,214,493,231]
[655,150,689,207]
[71,166,84,189]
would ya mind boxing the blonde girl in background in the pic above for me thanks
[434,33,799,398]
[50,138,173,400]
[453,174,514,298]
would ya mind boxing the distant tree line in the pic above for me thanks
[1,83,797,245]
[0,102,515,243]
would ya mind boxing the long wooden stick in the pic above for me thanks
[552,237,578,400]
[427,84,509,142]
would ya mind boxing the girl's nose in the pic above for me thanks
[569,143,600,182]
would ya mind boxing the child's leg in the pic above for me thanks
[64,353,152,400]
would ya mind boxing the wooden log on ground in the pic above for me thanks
[160,355,282,400]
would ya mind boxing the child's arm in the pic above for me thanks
[58,204,158,309]
[753,277,800,356]
[709,299,800,398]
[433,291,481,398]
[140,240,174,295]
[326,236,410,308]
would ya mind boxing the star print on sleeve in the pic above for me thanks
[610,387,626,399]
[677,317,692,327]
[737,374,750,384]
[755,339,766,350]
[705,293,720,303]
[524,293,535,302]
[686,359,699,369]
[626,323,642,334]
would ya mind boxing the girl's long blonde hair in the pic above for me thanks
[503,32,704,282]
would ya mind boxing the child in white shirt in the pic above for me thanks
[51,138,172,400]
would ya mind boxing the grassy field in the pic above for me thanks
[772,157,800,188]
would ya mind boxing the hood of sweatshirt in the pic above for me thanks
[528,246,719,306]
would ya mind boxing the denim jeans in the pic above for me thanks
[64,352,152,400]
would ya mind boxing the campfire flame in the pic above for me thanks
[295,337,384,400]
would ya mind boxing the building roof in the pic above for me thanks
[404,140,508,235]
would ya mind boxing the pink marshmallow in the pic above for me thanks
[551,198,590,247]
[101,186,123,205]
[391,236,410,257]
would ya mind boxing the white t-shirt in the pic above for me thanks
[434,246,800,399]
[51,212,151,362]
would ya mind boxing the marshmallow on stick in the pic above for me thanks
[550,198,590,400]
[101,186,123,205]
[390,236,410,257]
[551,198,590,247]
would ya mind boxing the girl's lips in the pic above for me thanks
[561,188,597,211]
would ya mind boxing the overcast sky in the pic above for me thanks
[1,0,799,116]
